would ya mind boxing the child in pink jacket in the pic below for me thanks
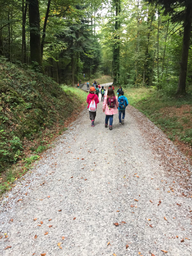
[87,87,99,127]
[103,88,118,130]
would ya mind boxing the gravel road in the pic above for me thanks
[0,85,192,256]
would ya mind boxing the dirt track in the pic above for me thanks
[0,84,192,256]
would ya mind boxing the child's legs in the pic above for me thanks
[119,111,122,122]
[122,110,125,119]
[89,111,96,121]
[105,115,109,124]
[109,115,113,126]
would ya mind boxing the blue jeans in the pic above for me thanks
[119,110,125,123]
[105,115,113,126]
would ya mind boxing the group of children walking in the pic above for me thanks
[86,85,128,130]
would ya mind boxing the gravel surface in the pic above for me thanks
[0,85,192,256]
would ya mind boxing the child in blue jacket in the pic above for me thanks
[118,91,128,124]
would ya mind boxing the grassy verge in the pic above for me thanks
[124,87,192,160]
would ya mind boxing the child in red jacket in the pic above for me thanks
[87,87,99,127]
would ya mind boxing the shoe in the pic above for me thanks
[109,125,112,130]
[105,124,108,128]
[121,119,124,125]
[91,120,94,127]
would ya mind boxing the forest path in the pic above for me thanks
[0,85,192,256]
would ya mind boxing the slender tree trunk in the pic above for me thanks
[0,28,3,55]
[29,0,42,66]
[71,51,75,86]
[161,20,169,78]
[113,0,121,86]
[8,11,11,61]
[22,0,27,63]
[157,9,160,88]
[144,5,155,86]
[177,3,192,95]
[41,0,51,58]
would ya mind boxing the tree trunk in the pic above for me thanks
[41,0,51,58]
[157,9,160,88]
[29,0,42,66]
[8,11,11,61]
[177,3,192,95]
[71,51,75,86]
[0,28,3,55]
[113,0,121,86]
[161,20,169,78]
[144,5,155,86]
[22,0,27,63]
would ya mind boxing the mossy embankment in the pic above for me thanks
[0,59,87,193]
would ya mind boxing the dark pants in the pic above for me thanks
[89,111,96,121]
[119,110,125,123]
[105,115,113,126]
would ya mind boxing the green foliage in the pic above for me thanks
[0,58,84,173]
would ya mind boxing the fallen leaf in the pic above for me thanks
[38,224,41,227]
[34,235,37,239]
[134,199,138,202]
[57,243,61,247]
[113,222,119,226]
[48,219,52,221]
[113,254,116,256]
[5,235,8,238]
[126,244,129,249]
[58,209,62,212]
[10,219,13,222]
[40,221,43,224]
[44,232,48,235]
[4,246,12,250]
[107,242,110,246]
[62,236,65,240]
[148,219,151,221]
[49,225,52,228]
[164,217,167,221]
[116,210,120,212]
[158,200,161,206]
[150,200,153,203]
[34,218,37,221]
[176,236,178,238]
[47,196,50,198]
[41,254,46,256]
[73,217,76,220]
[181,239,184,242]
[17,199,22,202]
[130,205,134,208]
[121,221,126,224]
[161,250,168,253]
[149,224,153,228]
[151,254,155,256]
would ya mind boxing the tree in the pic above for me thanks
[112,0,121,86]
[29,0,42,66]
[146,0,192,94]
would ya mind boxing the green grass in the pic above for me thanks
[124,87,192,147]
[61,85,87,103]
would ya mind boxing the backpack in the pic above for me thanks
[119,97,127,110]
[107,96,116,108]
[96,88,99,94]
[101,89,105,95]
[89,98,96,112]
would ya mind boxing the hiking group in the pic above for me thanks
[86,85,128,130]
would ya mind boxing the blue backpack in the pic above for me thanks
[119,97,127,110]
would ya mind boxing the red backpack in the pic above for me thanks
[107,96,116,108]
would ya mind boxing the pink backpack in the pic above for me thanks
[107,96,116,108]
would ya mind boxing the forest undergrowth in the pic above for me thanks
[125,87,192,164]
[0,60,87,196]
